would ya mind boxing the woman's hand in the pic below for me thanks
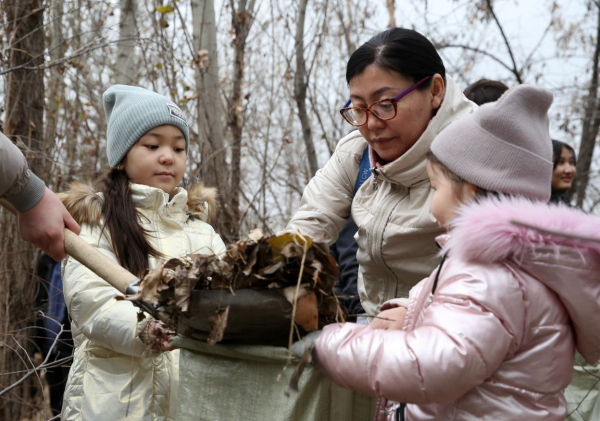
[370,306,407,330]
[143,319,177,352]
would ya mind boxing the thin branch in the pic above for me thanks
[521,18,553,74]
[437,43,516,75]
[238,187,271,231]
[567,378,600,418]
[0,37,149,76]
[485,0,522,83]
[0,317,67,398]
[171,0,196,58]
[236,142,286,231]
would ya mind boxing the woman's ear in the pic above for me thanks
[430,74,445,110]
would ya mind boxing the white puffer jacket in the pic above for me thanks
[60,182,226,421]
[287,76,476,315]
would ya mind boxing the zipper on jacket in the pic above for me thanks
[371,167,379,190]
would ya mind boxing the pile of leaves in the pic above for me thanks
[125,229,344,345]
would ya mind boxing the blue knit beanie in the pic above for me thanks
[103,85,190,168]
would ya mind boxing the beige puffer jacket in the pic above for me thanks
[60,182,226,421]
[287,76,476,315]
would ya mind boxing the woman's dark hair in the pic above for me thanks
[100,168,162,277]
[346,28,445,89]
[463,79,508,106]
[552,139,577,169]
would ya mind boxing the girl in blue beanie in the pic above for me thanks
[59,85,226,421]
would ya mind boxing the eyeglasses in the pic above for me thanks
[340,76,432,127]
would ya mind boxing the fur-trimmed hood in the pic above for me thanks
[445,196,600,364]
[59,181,220,225]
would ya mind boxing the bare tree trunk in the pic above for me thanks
[575,3,600,207]
[45,1,67,183]
[115,0,138,85]
[4,2,45,167]
[335,0,356,56]
[0,0,46,419]
[65,0,83,175]
[294,0,319,178]
[227,0,256,239]
[387,0,396,28]
[191,0,231,230]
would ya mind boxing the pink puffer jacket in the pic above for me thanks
[315,197,600,421]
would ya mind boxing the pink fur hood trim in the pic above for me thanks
[445,196,600,364]
[445,196,600,263]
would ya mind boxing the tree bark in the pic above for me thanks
[336,0,356,56]
[387,0,396,28]
[65,0,83,175]
[575,3,600,207]
[0,0,46,419]
[294,0,319,178]
[115,0,138,85]
[45,1,67,183]
[227,0,256,239]
[191,0,231,231]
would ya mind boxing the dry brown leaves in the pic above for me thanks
[125,229,343,345]
[207,306,230,345]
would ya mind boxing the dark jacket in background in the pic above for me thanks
[550,191,570,205]
[35,254,72,416]
[331,218,365,318]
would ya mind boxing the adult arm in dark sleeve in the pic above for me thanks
[0,131,80,260]
[331,218,365,317]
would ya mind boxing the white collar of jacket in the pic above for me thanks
[374,75,477,187]
[442,196,600,365]
[130,183,189,222]
[59,180,219,226]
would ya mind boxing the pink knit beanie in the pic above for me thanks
[430,84,553,202]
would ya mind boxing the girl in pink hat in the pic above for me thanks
[313,84,600,421]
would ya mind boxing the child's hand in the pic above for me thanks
[370,306,407,330]
[143,319,177,352]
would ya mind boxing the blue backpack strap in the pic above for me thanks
[354,144,371,193]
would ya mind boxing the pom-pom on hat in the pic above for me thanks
[430,84,553,202]
[103,85,189,168]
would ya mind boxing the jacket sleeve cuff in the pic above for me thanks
[5,172,46,212]
[138,318,153,345]
[380,298,410,311]
[6,171,46,212]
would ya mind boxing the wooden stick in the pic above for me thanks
[0,198,138,294]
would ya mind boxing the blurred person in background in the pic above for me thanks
[35,254,72,416]
[463,78,508,105]
[550,139,577,205]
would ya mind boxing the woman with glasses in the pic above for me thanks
[177,28,477,421]
[287,28,476,323]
